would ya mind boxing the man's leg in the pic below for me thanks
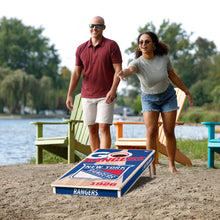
[88,124,100,152]
[96,98,114,149]
[99,123,111,149]
[82,98,100,152]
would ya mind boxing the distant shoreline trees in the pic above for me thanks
[117,20,220,113]
[0,17,81,114]
[0,18,219,114]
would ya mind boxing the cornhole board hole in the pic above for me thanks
[51,149,154,198]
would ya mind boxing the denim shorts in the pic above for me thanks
[141,84,179,113]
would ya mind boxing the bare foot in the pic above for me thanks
[169,166,180,174]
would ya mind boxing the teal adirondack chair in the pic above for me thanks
[31,93,91,164]
[201,122,220,168]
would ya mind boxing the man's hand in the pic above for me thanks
[105,91,117,104]
[66,96,73,111]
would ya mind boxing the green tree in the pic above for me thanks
[190,80,214,106]
[208,53,220,83]
[192,37,217,82]
[124,20,193,89]
[38,76,55,111]
[211,85,220,110]
[0,17,60,85]
[54,67,71,109]
[0,69,37,113]
[193,37,217,60]
[189,52,220,108]
[174,52,195,88]
[0,67,11,81]
[132,94,142,114]
[157,20,193,62]
[54,66,83,110]
[122,20,219,112]
[26,74,40,111]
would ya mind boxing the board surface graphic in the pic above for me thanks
[51,149,154,197]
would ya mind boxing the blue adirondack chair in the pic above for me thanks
[31,93,91,164]
[201,122,220,168]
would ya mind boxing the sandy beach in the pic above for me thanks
[0,158,219,220]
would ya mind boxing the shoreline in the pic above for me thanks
[0,114,67,119]
[2,114,219,132]
[0,114,203,125]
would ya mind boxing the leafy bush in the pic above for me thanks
[180,107,220,123]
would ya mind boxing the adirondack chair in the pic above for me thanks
[31,93,91,164]
[201,122,220,168]
[113,88,192,166]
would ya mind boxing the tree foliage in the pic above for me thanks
[0,69,38,113]
[0,17,60,84]
[116,19,220,112]
[1,17,219,114]
[0,17,75,114]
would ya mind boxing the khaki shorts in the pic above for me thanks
[82,97,115,126]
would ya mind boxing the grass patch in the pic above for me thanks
[177,139,209,160]
[176,139,220,168]
[29,151,67,164]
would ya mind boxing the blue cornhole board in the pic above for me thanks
[51,149,154,197]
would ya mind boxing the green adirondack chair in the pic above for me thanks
[31,93,91,164]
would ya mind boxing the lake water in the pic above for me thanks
[0,118,219,166]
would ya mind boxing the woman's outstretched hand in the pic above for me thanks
[117,70,126,81]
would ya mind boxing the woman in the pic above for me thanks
[118,31,194,174]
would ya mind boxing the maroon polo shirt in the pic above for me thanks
[75,37,122,98]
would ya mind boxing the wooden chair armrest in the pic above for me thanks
[113,121,160,125]
[176,121,184,125]
[113,120,184,140]
[64,119,83,123]
[201,122,220,126]
[30,121,68,125]
[113,121,145,125]
[31,121,68,139]
[113,121,184,125]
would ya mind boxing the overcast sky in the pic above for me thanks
[1,0,220,71]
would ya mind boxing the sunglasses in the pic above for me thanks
[89,24,104,29]
[138,40,152,45]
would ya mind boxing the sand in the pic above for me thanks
[0,158,220,220]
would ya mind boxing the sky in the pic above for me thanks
[1,0,220,72]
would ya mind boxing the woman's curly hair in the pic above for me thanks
[135,31,170,58]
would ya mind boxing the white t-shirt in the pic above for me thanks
[129,55,173,94]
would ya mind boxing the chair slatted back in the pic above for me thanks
[70,94,89,145]
[158,88,186,145]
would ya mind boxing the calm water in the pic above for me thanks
[0,118,219,166]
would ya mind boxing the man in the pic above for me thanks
[66,16,122,152]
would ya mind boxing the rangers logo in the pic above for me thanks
[70,164,134,180]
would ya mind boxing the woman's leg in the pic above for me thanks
[143,111,160,175]
[161,110,179,174]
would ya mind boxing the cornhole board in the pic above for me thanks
[51,149,154,198]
